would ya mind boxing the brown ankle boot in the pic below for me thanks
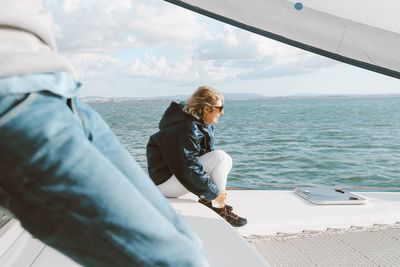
[198,199,233,211]
[213,206,247,227]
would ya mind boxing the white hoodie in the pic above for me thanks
[0,0,76,78]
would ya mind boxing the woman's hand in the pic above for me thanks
[213,191,227,208]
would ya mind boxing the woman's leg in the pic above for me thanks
[155,150,232,205]
[0,92,208,267]
[198,150,232,208]
[157,175,190,198]
[198,150,247,227]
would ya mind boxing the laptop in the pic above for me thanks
[295,187,368,205]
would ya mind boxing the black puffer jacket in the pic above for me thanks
[146,102,219,200]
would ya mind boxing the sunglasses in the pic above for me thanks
[212,105,224,113]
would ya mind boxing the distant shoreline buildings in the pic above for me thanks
[80,93,400,103]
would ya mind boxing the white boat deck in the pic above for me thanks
[225,190,400,266]
[225,190,400,236]
[1,190,400,266]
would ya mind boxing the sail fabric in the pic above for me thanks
[164,0,400,79]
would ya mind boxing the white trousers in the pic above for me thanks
[157,150,233,198]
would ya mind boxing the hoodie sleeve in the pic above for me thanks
[208,125,216,151]
[161,125,220,200]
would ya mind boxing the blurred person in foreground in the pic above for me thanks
[0,1,209,266]
[147,86,247,227]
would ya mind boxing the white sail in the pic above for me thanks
[164,0,400,79]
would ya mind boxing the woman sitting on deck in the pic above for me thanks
[146,86,247,227]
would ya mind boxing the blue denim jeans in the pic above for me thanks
[0,91,208,267]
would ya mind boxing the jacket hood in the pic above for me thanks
[159,102,199,129]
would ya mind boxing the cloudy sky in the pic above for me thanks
[45,0,400,97]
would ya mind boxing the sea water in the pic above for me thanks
[89,95,400,190]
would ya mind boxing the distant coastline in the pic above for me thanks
[80,93,266,103]
[80,93,400,103]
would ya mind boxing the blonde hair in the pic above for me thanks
[184,86,224,119]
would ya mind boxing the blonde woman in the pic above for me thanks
[147,86,247,227]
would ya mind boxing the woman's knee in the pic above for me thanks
[212,150,232,168]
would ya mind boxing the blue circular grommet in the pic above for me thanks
[294,2,303,10]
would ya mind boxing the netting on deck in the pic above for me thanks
[246,223,400,267]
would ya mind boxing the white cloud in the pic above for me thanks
[126,55,199,82]
[203,61,241,81]
[62,0,132,14]
[66,53,122,80]
[130,3,208,43]
[62,0,82,13]
[196,26,257,60]
[193,25,338,80]
[47,0,207,52]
